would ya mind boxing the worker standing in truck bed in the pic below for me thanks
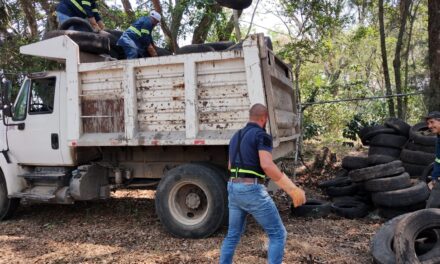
[56,0,105,31]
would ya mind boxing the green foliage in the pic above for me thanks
[343,113,378,141]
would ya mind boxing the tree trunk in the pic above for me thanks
[19,0,38,38]
[37,0,57,31]
[0,0,10,35]
[121,0,135,21]
[379,0,395,117]
[403,0,421,119]
[192,3,222,44]
[152,0,186,52]
[426,0,440,111]
[392,0,410,119]
[218,10,242,41]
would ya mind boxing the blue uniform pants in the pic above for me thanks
[116,32,145,59]
[220,181,287,264]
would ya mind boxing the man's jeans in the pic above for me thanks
[56,11,71,25]
[220,182,287,264]
[116,33,142,59]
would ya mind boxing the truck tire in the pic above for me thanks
[58,17,93,32]
[372,180,429,207]
[403,162,427,177]
[368,145,401,158]
[156,47,173,56]
[205,41,235,51]
[43,30,110,55]
[176,44,215,54]
[291,199,331,218]
[394,209,440,264]
[369,134,408,148]
[409,122,437,146]
[0,170,19,221]
[368,154,398,165]
[98,30,125,59]
[331,200,368,219]
[155,164,227,238]
[341,156,369,170]
[400,149,435,166]
[384,117,411,137]
[326,183,359,197]
[348,160,403,182]
[377,202,426,219]
[317,177,351,189]
[364,172,412,192]
[362,125,397,144]
[215,0,253,10]
[405,141,436,153]
[420,163,434,183]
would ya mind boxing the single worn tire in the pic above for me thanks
[394,209,440,264]
[326,183,359,197]
[264,36,273,50]
[403,162,427,177]
[156,47,173,56]
[349,160,404,182]
[369,134,408,148]
[405,141,436,153]
[384,117,411,137]
[362,125,398,144]
[317,177,351,189]
[331,200,369,219]
[400,149,435,166]
[215,0,253,10]
[103,29,123,40]
[291,199,331,218]
[371,213,410,264]
[0,170,19,221]
[364,172,412,192]
[409,122,436,146]
[176,44,215,54]
[155,164,227,238]
[204,41,235,51]
[341,156,369,170]
[368,146,401,158]
[226,41,243,51]
[372,180,430,207]
[58,17,93,32]
[377,202,426,219]
[368,154,398,165]
[43,30,110,54]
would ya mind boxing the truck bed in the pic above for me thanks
[20,34,300,157]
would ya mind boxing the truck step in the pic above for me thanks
[18,167,71,186]
[9,186,73,204]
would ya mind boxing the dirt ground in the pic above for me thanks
[0,144,384,264]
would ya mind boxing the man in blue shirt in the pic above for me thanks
[220,103,306,264]
[426,111,440,208]
[116,11,161,59]
[56,0,104,31]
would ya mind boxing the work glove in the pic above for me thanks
[274,173,306,207]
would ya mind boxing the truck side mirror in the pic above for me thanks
[0,78,12,117]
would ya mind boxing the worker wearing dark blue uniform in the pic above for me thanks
[220,103,306,264]
[426,111,440,208]
[116,11,161,59]
[56,0,104,31]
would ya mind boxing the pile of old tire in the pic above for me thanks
[371,209,440,264]
[349,160,430,219]
[400,122,436,177]
[317,169,370,219]
[358,118,410,163]
[290,199,332,218]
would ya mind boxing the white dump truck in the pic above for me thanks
[0,33,299,238]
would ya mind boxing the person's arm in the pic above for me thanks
[92,1,104,30]
[97,20,105,30]
[147,44,158,57]
[429,137,440,190]
[87,16,100,31]
[259,150,306,207]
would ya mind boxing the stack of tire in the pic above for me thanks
[371,209,440,264]
[400,122,436,178]
[349,160,430,219]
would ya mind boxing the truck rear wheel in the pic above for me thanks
[0,171,19,220]
[155,164,227,238]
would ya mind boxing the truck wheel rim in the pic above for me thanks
[168,181,209,226]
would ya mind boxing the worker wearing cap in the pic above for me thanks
[56,0,104,31]
[426,111,440,208]
[116,11,161,59]
[220,103,306,264]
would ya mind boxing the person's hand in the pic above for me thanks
[429,180,437,190]
[288,186,306,208]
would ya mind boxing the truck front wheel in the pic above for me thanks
[155,164,227,238]
[0,171,19,220]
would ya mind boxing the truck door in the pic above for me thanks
[7,74,63,165]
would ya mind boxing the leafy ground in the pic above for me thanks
[0,142,385,264]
